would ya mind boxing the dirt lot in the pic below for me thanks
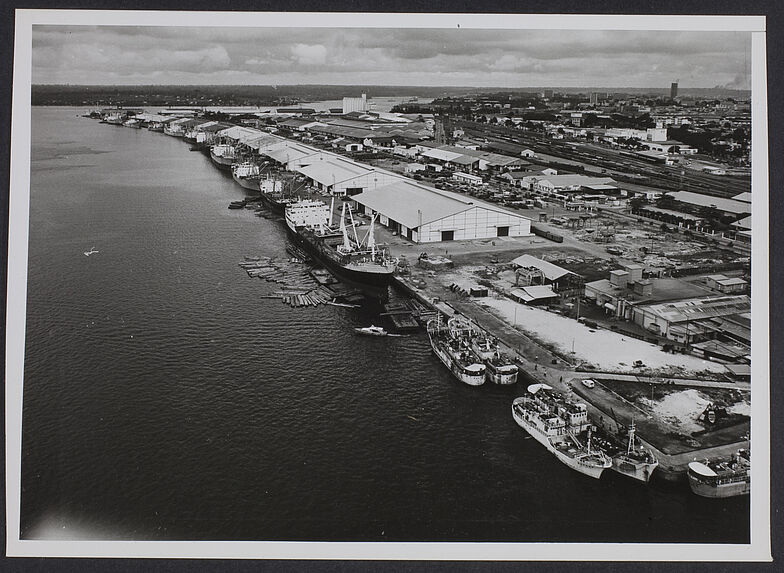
[571,378,750,455]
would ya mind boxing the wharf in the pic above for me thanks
[392,274,749,482]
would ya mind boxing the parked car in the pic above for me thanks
[581,379,596,389]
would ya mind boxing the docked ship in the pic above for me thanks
[284,198,396,287]
[469,332,519,385]
[210,143,236,170]
[607,422,658,483]
[259,176,296,213]
[163,122,186,137]
[512,384,612,479]
[102,112,125,126]
[687,449,750,498]
[426,316,486,386]
[231,161,262,191]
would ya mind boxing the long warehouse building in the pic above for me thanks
[351,179,532,243]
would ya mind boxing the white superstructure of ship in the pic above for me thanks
[469,331,519,385]
[284,199,395,286]
[210,143,236,170]
[687,449,750,498]
[426,315,486,386]
[512,384,612,479]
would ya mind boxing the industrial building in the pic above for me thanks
[342,93,369,114]
[510,254,584,297]
[667,191,752,217]
[351,180,532,243]
[531,175,617,195]
[293,155,406,197]
[631,294,751,344]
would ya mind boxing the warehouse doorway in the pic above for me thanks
[497,226,509,237]
[441,230,454,241]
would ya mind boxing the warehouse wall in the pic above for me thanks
[418,207,532,243]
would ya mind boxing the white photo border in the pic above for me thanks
[5,9,771,561]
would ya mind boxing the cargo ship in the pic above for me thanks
[687,449,750,498]
[426,315,486,386]
[284,198,396,287]
[592,422,658,483]
[210,143,236,170]
[231,161,262,191]
[469,332,519,385]
[512,384,612,480]
[259,176,298,213]
[163,122,186,137]
[610,422,658,483]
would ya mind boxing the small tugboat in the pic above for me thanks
[427,315,486,386]
[354,325,388,336]
[688,449,750,498]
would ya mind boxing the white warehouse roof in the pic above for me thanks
[353,181,476,229]
[297,157,376,186]
[353,180,530,230]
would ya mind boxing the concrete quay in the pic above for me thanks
[392,274,750,482]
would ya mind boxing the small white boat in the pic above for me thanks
[354,325,388,336]
[84,247,99,257]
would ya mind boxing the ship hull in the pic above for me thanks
[210,150,235,170]
[428,338,485,386]
[259,194,287,213]
[612,456,658,483]
[486,367,518,385]
[687,474,750,498]
[232,173,261,191]
[512,405,608,479]
[284,224,393,287]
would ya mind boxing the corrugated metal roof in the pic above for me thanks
[669,191,751,215]
[535,175,616,188]
[511,285,559,302]
[510,255,573,281]
[452,155,480,165]
[352,180,476,229]
[421,148,464,162]
[262,141,320,164]
[731,215,752,230]
[640,295,751,323]
[297,157,375,186]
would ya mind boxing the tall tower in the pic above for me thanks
[670,81,679,100]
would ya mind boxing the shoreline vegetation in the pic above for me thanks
[31,84,751,107]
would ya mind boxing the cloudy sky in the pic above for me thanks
[32,26,751,88]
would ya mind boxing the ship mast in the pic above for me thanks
[347,203,361,247]
[627,421,636,455]
[339,202,351,251]
[367,213,377,259]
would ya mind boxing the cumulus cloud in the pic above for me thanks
[290,43,327,66]
[31,25,751,89]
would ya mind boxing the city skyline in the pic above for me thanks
[32,27,751,89]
